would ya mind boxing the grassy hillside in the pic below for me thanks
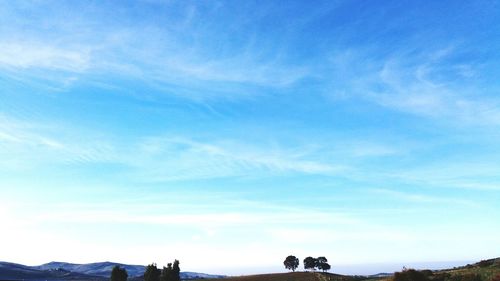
[198,258,500,281]
[366,258,500,281]
[205,272,365,281]
[437,258,500,281]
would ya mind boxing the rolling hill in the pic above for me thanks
[194,258,500,281]
[0,261,101,281]
[34,262,146,278]
[1,258,498,281]
[0,261,225,281]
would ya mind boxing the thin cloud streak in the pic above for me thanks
[0,2,313,100]
[370,188,479,207]
[0,41,91,72]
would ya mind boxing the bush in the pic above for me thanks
[421,270,434,278]
[393,269,429,281]
[478,260,494,268]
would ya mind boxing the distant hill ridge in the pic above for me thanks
[0,261,225,281]
[1,258,499,281]
[201,259,500,281]
[34,261,146,278]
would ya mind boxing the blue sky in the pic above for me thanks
[1,0,500,275]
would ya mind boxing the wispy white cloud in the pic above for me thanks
[370,188,478,207]
[132,136,346,181]
[0,114,120,168]
[0,114,348,179]
[326,46,500,127]
[0,41,91,72]
[0,1,313,100]
[372,52,500,125]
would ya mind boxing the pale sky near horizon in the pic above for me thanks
[1,0,500,276]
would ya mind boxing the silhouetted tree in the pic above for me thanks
[318,262,331,272]
[283,255,299,272]
[172,260,180,281]
[161,263,173,281]
[316,257,330,272]
[144,263,161,281]
[111,266,128,281]
[304,257,317,271]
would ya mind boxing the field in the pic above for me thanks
[435,258,500,281]
[199,272,366,281]
[197,259,500,281]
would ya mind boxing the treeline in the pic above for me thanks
[110,260,180,281]
[283,255,331,272]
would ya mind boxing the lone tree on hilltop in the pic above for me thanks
[316,257,331,272]
[304,257,317,271]
[144,263,161,281]
[111,266,128,281]
[283,255,300,272]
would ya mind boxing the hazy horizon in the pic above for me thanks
[2,259,479,276]
[1,0,499,276]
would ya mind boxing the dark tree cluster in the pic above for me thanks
[304,256,331,272]
[110,260,180,281]
[393,268,428,281]
[283,255,331,272]
[144,261,181,281]
[161,260,181,281]
[316,257,331,272]
[111,266,128,281]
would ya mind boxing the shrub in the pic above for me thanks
[478,260,494,268]
[393,269,429,281]
[421,270,434,277]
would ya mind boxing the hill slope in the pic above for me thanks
[0,261,224,281]
[436,258,500,281]
[35,261,146,278]
[200,272,365,281]
[0,262,101,281]
[196,258,500,281]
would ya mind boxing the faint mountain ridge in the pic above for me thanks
[0,261,101,280]
[0,261,225,280]
[35,261,146,278]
